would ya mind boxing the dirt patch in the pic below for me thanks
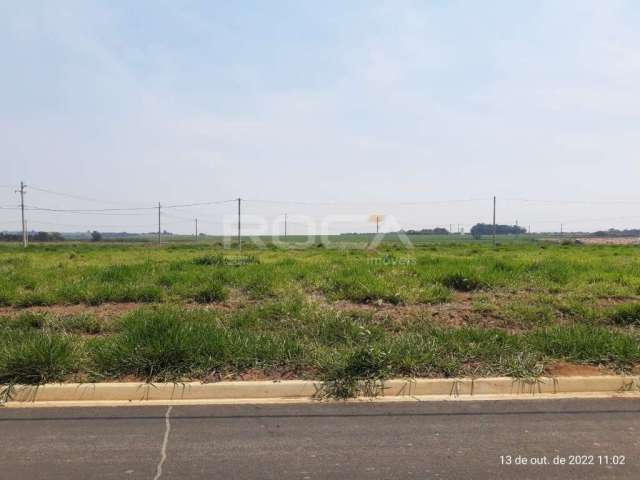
[308,292,511,330]
[0,290,258,320]
[0,302,142,320]
[545,362,613,377]
[0,288,627,334]
[576,237,640,245]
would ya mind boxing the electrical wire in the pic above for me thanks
[23,218,161,228]
[25,204,156,212]
[243,198,489,206]
[23,184,235,210]
[28,185,151,207]
[12,183,640,206]
[526,215,640,225]
[5,182,640,234]
[162,211,195,221]
[504,198,640,205]
[163,200,236,209]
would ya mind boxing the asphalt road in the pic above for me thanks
[1,398,639,480]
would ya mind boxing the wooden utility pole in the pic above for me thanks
[16,181,27,248]
[492,196,496,247]
[157,202,161,244]
[237,198,241,251]
[376,216,380,234]
[195,218,198,240]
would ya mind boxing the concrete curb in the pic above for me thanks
[2,375,639,406]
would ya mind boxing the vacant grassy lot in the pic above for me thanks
[1,240,640,396]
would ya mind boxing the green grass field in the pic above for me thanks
[1,239,639,397]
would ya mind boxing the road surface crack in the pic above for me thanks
[153,406,173,480]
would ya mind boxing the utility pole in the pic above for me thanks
[16,181,27,248]
[284,213,288,238]
[237,198,241,251]
[376,216,380,234]
[560,223,563,236]
[195,218,198,240]
[492,196,496,247]
[157,202,161,244]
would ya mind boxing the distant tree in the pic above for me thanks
[91,231,102,242]
[470,223,526,237]
[23,231,64,242]
[31,231,49,242]
[0,232,20,242]
[593,228,640,237]
[403,228,450,235]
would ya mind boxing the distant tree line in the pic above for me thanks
[0,230,175,242]
[470,223,526,236]
[401,228,450,235]
[593,228,640,237]
[0,231,64,242]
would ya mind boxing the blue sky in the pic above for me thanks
[2,1,640,234]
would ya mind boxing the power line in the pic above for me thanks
[162,219,194,225]
[17,181,27,247]
[504,198,640,205]
[163,200,236,209]
[10,182,640,207]
[24,204,156,212]
[20,201,234,212]
[244,198,488,206]
[27,185,150,207]
[25,184,235,210]
[163,211,196,222]
[6,181,640,236]
[24,206,152,217]
[527,215,640,225]
[238,198,242,251]
[23,219,158,229]
[190,219,226,226]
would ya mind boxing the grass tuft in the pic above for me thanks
[0,330,82,384]
[90,308,225,381]
[193,254,225,266]
[439,272,485,292]
[605,303,640,326]
[193,282,229,303]
[319,345,391,399]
